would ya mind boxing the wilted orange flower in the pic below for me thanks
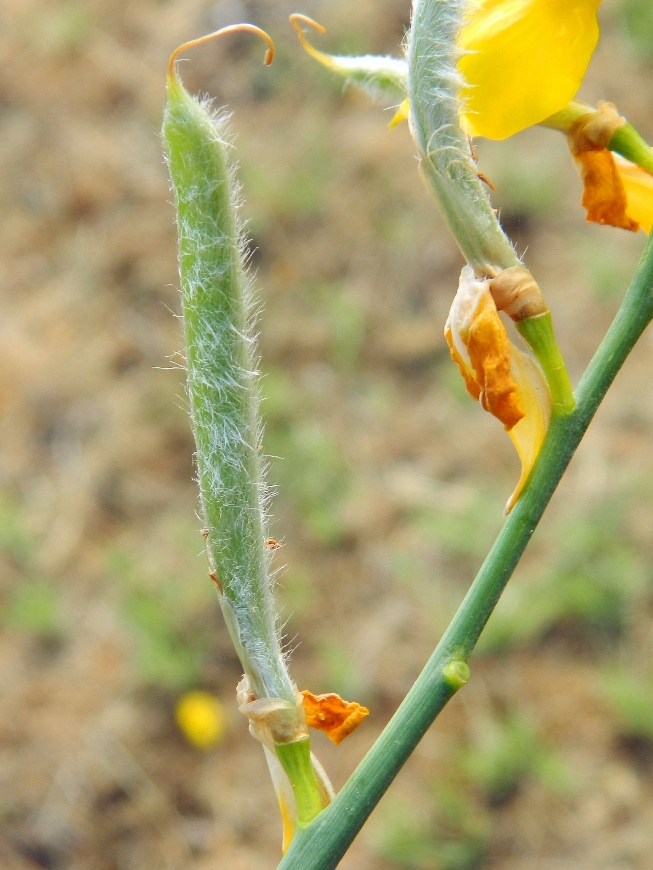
[445,267,551,511]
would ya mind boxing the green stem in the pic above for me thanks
[277,233,653,870]
[543,100,653,176]
[275,739,324,827]
[517,313,575,413]
[541,100,594,133]
[609,124,653,175]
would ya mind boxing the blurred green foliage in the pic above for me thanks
[620,0,653,60]
[315,639,365,699]
[0,499,64,641]
[108,546,213,692]
[604,668,653,742]
[378,786,490,870]
[242,123,334,223]
[460,716,570,805]
[316,283,368,371]
[36,1,90,53]
[5,581,63,641]
[482,139,563,220]
[479,499,648,652]
[264,369,351,545]
[577,233,641,302]
[0,498,31,567]
[410,490,503,561]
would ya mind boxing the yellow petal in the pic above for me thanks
[459,0,602,140]
[615,155,653,234]
[505,344,551,511]
[301,690,370,745]
[262,746,297,853]
[389,97,410,129]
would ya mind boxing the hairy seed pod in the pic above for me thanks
[162,30,295,705]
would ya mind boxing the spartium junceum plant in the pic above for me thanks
[162,3,653,868]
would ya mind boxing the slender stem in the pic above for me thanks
[541,100,594,133]
[543,100,653,176]
[278,233,653,870]
[609,124,653,175]
[275,739,324,826]
[517,313,575,413]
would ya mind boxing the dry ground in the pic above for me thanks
[2,1,653,868]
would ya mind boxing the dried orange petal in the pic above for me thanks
[301,690,369,745]
[466,292,524,430]
[575,149,639,232]
[445,322,482,401]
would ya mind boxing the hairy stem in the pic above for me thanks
[407,0,521,274]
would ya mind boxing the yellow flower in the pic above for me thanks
[458,0,603,140]
[445,267,551,511]
[175,690,227,749]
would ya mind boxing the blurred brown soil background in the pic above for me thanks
[2,1,653,868]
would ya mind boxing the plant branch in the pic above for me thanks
[277,231,653,870]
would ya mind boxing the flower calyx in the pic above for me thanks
[567,102,642,232]
[237,676,369,851]
[489,266,548,322]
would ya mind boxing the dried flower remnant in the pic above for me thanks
[565,102,653,232]
[445,267,551,511]
[301,690,370,745]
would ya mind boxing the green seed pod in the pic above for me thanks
[161,27,295,706]
[291,14,407,103]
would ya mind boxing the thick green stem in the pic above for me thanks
[277,233,653,870]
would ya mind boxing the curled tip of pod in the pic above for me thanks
[289,13,331,64]
[167,23,275,83]
[290,13,327,39]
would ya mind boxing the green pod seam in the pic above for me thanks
[162,72,295,705]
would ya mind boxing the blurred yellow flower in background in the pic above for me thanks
[175,690,227,749]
